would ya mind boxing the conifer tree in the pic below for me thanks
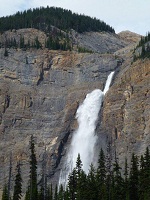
[63,187,69,200]
[96,148,107,200]
[124,158,129,200]
[4,48,8,57]
[129,153,139,200]
[139,155,145,200]
[58,184,64,200]
[20,36,25,49]
[47,184,53,200]
[87,164,98,200]
[112,158,124,200]
[143,147,150,199]
[68,168,77,200]
[54,185,58,200]
[2,184,9,200]
[13,161,22,200]
[26,135,38,200]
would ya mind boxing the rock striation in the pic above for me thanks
[0,46,119,191]
[0,28,149,196]
[102,58,150,166]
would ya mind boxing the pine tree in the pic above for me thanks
[39,147,48,200]
[8,152,12,200]
[20,36,25,49]
[96,148,107,200]
[47,184,53,200]
[63,187,69,200]
[112,158,124,200]
[2,184,9,200]
[34,36,42,49]
[87,164,98,200]
[105,140,112,200]
[13,161,22,200]
[139,155,145,200]
[143,147,150,199]
[129,153,139,200]
[58,184,64,200]
[24,186,30,200]
[75,154,83,200]
[124,158,129,200]
[54,185,58,200]
[68,168,77,200]
[27,135,38,200]
[4,48,8,57]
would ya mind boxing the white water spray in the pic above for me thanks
[59,71,114,186]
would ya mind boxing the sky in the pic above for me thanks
[0,0,150,35]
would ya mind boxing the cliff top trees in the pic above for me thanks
[0,7,115,34]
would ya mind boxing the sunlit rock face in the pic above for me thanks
[102,59,150,166]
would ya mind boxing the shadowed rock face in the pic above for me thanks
[0,48,118,190]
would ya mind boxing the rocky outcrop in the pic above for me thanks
[0,28,47,48]
[118,30,141,43]
[0,28,131,54]
[102,58,150,166]
[71,30,130,53]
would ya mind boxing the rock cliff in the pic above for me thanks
[0,46,119,191]
[0,29,149,196]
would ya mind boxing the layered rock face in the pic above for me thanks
[102,59,150,166]
[0,47,118,190]
[0,29,148,195]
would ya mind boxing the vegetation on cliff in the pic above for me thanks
[0,6,115,34]
[133,32,150,61]
[0,6,116,52]
[1,136,150,200]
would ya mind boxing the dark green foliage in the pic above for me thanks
[34,36,42,49]
[67,168,77,200]
[58,185,64,200]
[133,32,150,61]
[4,48,8,56]
[96,149,107,200]
[47,184,53,200]
[78,46,93,53]
[54,185,58,200]
[26,135,38,200]
[2,134,150,200]
[129,153,139,200]
[0,6,115,34]
[13,162,22,200]
[124,158,129,200]
[45,33,72,51]
[112,159,124,200]
[2,184,9,200]
[87,164,98,200]
[19,35,25,49]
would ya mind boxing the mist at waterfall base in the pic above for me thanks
[59,71,114,187]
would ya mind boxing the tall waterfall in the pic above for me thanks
[59,71,114,187]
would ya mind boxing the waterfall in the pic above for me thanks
[59,71,114,187]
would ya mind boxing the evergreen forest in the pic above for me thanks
[2,135,150,200]
[133,32,150,61]
[0,6,115,34]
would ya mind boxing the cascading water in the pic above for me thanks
[59,71,114,187]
